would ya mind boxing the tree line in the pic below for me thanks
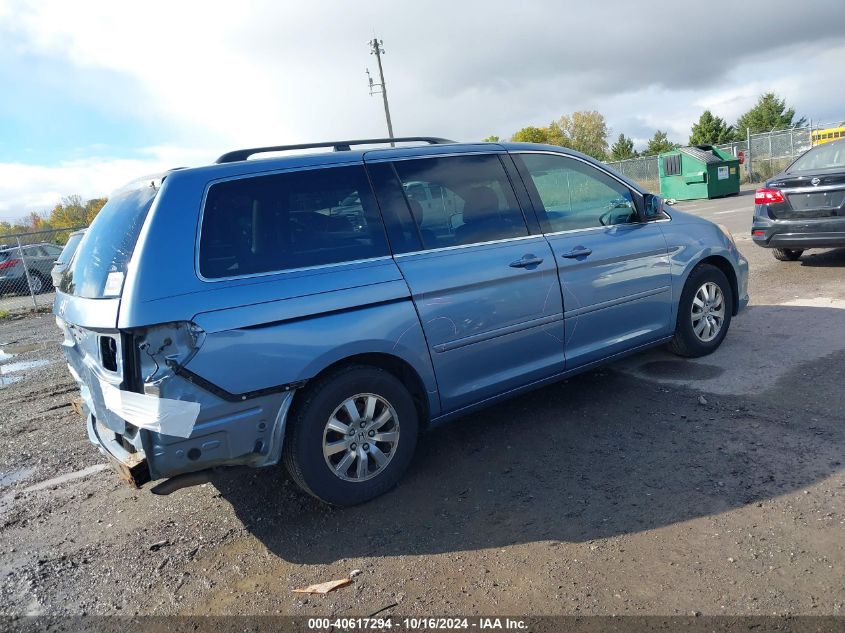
[484,92,803,162]
[0,195,106,241]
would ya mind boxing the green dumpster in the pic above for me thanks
[658,145,740,200]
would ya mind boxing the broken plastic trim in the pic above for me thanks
[171,365,307,403]
[88,416,151,487]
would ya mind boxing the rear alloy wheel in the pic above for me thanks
[669,264,733,358]
[283,365,418,506]
[772,248,803,262]
[322,393,400,482]
[27,271,45,294]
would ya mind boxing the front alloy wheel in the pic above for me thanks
[690,282,726,343]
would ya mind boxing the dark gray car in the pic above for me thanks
[752,138,845,261]
[0,242,63,296]
[50,229,87,288]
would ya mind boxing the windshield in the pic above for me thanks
[59,185,157,298]
[789,142,845,172]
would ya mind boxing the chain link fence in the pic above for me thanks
[607,125,821,194]
[727,126,813,183]
[0,227,86,315]
[604,155,661,193]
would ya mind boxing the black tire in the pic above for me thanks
[668,264,733,358]
[283,365,419,506]
[772,248,803,262]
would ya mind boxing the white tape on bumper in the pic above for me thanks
[99,380,200,438]
[67,363,95,413]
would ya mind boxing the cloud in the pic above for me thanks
[0,146,214,218]
[1,0,844,216]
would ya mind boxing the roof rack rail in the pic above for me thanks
[215,137,456,164]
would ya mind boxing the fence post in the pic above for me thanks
[746,127,752,179]
[15,236,38,309]
[768,133,773,176]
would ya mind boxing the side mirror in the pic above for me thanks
[643,193,665,221]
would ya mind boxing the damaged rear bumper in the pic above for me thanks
[87,414,151,487]
[78,378,297,488]
[87,413,240,495]
[59,317,299,490]
[56,309,304,491]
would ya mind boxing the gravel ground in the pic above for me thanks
[0,194,843,617]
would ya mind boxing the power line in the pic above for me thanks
[366,36,395,146]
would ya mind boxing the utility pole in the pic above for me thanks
[366,36,394,145]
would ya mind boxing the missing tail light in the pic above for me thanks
[99,335,119,372]
[137,322,205,387]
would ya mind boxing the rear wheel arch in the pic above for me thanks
[291,352,431,430]
[669,261,733,357]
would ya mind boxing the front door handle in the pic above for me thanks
[509,254,544,268]
[561,246,593,259]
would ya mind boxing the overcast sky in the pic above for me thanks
[2,0,845,219]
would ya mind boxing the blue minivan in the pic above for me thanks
[55,138,749,505]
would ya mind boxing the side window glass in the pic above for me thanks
[366,162,422,255]
[520,154,638,232]
[392,155,528,249]
[199,165,388,279]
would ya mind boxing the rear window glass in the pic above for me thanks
[199,165,388,279]
[43,243,64,257]
[790,142,845,171]
[59,186,157,298]
[56,233,84,264]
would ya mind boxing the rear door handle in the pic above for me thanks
[509,254,544,268]
[561,246,592,259]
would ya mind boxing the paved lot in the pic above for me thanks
[0,191,843,617]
